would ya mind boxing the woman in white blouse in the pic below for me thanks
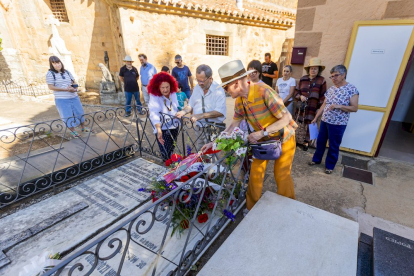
[148,72,180,161]
[275,65,296,114]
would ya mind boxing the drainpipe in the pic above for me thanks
[236,0,243,10]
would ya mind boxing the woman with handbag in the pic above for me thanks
[294,58,327,150]
[201,60,298,215]
[148,72,180,161]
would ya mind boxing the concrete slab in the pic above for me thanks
[199,191,359,276]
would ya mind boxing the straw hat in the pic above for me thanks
[123,55,134,62]
[304,57,325,71]
[218,60,255,87]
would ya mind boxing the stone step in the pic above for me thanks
[373,227,414,276]
[199,191,359,276]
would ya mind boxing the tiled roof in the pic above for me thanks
[117,0,296,29]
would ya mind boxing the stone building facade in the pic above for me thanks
[0,0,297,91]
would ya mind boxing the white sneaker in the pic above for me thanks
[243,208,249,217]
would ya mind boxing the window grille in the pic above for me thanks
[206,35,229,56]
[50,0,69,23]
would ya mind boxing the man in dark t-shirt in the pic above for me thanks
[172,54,194,99]
[261,52,278,88]
[119,55,141,117]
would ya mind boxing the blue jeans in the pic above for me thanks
[183,90,191,99]
[55,97,85,128]
[125,91,142,113]
[312,121,347,170]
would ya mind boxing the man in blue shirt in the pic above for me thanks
[139,53,157,105]
[172,54,194,99]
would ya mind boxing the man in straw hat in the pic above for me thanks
[202,60,297,215]
[119,55,141,117]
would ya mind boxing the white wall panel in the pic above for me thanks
[347,25,413,108]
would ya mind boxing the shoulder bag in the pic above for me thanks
[242,99,283,160]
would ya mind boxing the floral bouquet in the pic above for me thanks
[213,127,248,165]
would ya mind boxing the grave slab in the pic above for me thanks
[0,158,164,276]
[373,227,414,276]
[199,191,359,276]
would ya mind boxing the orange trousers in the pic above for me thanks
[246,135,296,210]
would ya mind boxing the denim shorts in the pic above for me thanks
[55,97,85,128]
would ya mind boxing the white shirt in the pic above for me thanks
[189,80,227,126]
[276,77,296,100]
[148,93,180,133]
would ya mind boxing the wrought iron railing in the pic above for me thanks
[0,106,227,209]
[1,104,248,275]
[43,148,248,276]
[0,80,52,97]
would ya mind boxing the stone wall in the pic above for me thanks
[118,8,291,81]
[293,0,414,84]
[0,0,120,89]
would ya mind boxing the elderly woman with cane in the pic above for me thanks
[148,72,180,161]
[309,65,359,174]
[294,58,327,150]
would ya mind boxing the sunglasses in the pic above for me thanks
[175,61,181,64]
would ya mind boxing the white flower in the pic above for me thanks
[212,143,218,151]
[210,133,217,141]
[218,132,230,139]
[235,147,247,156]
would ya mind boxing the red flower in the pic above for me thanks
[171,154,182,162]
[230,200,234,206]
[165,159,172,167]
[188,172,198,178]
[208,202,215,210]
[152,197,158,202]
[180,219,189,229]
[203,148,221,155]
[151,190,156,196]
[197,213,209,223]
[180,175,190,182]
[183,195,189,202]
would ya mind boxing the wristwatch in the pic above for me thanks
[263,128,269,137]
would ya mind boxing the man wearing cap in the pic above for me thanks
[139,53,157,105]
[202,60,297,215]
[176,64,226,150]
[119,55,141,117]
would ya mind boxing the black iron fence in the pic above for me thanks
[0,106,228,208]
[43,145,247,276]
[1,105,249,275]
[0,80,52,97]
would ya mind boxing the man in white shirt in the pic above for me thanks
[176,64,226,150]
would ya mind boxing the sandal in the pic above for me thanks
[308,161,320,166]
[325,169,333,174]
[70,131,80,138]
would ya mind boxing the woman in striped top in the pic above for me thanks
[46,56,91,138]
